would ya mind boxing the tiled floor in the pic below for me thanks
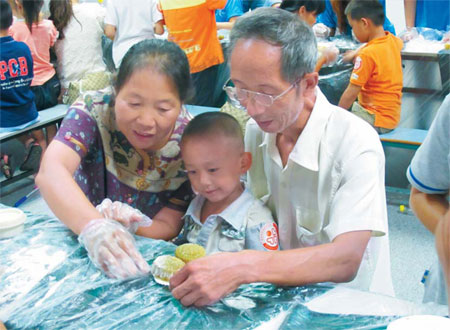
[0,177,436,304]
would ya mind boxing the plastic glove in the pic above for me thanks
[399,27,418,42]
[96,198,152,234]
[78,218,151,279]
[313,23,331,39]
[321,46,339,65]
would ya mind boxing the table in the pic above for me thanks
[0,104,69,143]
[0,205,446,329]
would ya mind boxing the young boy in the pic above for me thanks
[177,112,279,254]
[279,0,338,72]
[338,0,403,134]
[0,0,41,178]
[95,112,279,254]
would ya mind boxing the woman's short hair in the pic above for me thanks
[115,39,194,103]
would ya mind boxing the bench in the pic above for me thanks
[0,104,70,187]
[0,104,69,143]
[379,127,428,150]
[184,105,430,151]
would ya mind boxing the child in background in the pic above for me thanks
[0,0,41,178]
[279,0,338,72]
[176,112,279,254]
[338,0,403,134]
[104,0,164,70]
[49,0,109,104]
[9,0,61,151]
[215,0,243,30]
[159,0,227,107]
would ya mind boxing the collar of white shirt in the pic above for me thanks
[182,185,255,230]
[258,88,334,172]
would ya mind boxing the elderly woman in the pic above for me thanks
[36,39,194,279]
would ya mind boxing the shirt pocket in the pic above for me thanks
[295,206,322,238]
[218,223,245,252]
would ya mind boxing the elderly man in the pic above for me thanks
[170,8,393,306]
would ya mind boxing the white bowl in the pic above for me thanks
[0,208,26,238]
[388,315,450,330]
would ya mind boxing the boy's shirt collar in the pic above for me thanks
[183,185,254,230]
[366,31,391,45]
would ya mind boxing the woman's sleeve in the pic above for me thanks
[165,179,195,213]
[54,107,99,159]
[49,21,59,46]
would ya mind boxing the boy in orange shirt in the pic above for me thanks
[338,0,403,134]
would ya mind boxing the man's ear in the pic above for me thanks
[240,151,252,173]
[302,72,318,96]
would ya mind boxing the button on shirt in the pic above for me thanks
[245,88,394,296]
[180,188,278,254]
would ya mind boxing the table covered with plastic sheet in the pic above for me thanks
[0,207,446,329]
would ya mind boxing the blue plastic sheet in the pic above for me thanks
[0,208,403,329]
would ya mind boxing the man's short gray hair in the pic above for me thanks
[229,7,317,84]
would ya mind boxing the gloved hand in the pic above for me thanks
[321,46,339,65]
[399,27,418,42]
[313,23,331,39]
[96,198,152,234]
[78,218,151,279]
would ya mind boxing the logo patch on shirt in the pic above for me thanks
[354,56,362,70]
[351,73,359,80]
[260,223,279,250]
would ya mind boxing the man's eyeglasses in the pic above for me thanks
[222,78,299,108]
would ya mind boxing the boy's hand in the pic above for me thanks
[96,198,152,234]
[342,49,358,64]
[78,218,150,279]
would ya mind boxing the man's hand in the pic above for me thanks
[170,252,245,307]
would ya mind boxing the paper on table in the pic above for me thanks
[305,286,448,316]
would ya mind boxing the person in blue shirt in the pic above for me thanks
[216,0,244,29]
[242,0,265,11]
[316,0,395,37]
[404,0,449,32]
[0,0,42,178]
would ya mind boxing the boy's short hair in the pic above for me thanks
[345,0,385,26]
[279,0,326,16]
[181,112,244,149]
[0,0,13,30]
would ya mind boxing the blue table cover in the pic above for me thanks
[0,209,400,329]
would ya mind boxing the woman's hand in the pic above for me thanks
[78,218,150,279]
[96,198,152,233]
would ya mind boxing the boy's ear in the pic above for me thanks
[240,151,252,173]
[298,5,306,17]
[361,17,370,27]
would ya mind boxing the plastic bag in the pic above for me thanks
[0,207,446,329]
